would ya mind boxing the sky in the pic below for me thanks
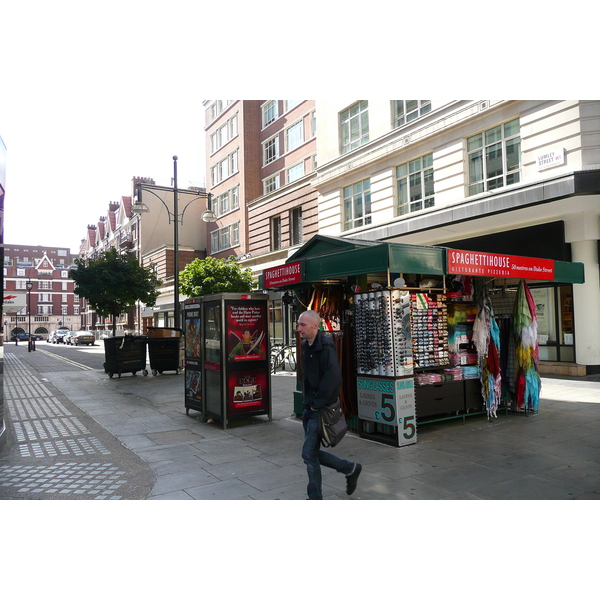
[1,2,594,256]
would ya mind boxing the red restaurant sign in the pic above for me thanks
[263,261,302,288]
[447,249,555,280]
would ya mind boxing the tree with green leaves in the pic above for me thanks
[69,248,162,335]
[179,255,255,297]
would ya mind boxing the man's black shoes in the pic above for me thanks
[346,463,362,496]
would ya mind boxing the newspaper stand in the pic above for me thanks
[103,335,148,378]
[147,327,184,376]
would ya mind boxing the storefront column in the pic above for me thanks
[570,239,600,369]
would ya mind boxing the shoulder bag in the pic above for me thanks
[319,398,348,448]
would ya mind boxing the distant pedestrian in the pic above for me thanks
[297,310,361,500]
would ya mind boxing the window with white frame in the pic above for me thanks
[211,222,240,253]
[467,118,521,195]
[392,100,431,128]
[262,101,278,127]
[263,136,279,165]
[271,216,282,251]
[39,280,50,290]
[211,150,239,186]
[16,280,27,289]
[342,178,371,231]
[215,186,239,216]
[340,101,369,154]
[396,153,434,216]
[286,121,304,152]
[17,268,25,276]
[61,270,68,278]
[38,293,52,302]
[290,207,303,246]
[285,100,302,111]
[62,281,68,290]
[74,306,80,315]
[287,162,305,184]
[210,114,239,154]
[264,174,280,194]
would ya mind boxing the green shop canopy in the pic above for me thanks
[261,235,584,288]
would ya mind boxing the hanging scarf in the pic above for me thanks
[513,280,541,411]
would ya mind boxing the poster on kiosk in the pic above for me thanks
[225,299,270,418]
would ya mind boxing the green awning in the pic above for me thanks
[273,235,584,286]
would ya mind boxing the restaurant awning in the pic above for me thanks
[261,235,585,288]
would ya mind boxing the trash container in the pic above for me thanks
[147,327,183,376]
[103,335,148,378]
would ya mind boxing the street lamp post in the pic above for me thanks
[132,156,216,330]
[26,279,35,352]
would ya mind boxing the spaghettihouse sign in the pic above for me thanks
[447,249,555,280]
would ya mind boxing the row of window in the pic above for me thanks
[213,185,240,218]
[262,100,303,128]
[340,100,432,155]
[36,293,79,302]
[210,149,239,187]
[10,268,70,278]
[210,221,240,254]
[210,113,239,155]
[343,118,521,231]
[10,278,73,290]
[16,306,79,316]
[263,112,316,167]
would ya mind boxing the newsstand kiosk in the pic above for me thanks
[183,293,272,429]
[262,235,585,448]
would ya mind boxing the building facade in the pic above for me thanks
[3,244,82,337]
[204,100,320,343]
[79,177,209,332]
[309,100,600,373]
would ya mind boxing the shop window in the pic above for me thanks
[467,118,521,195]
[392,100,431,128]
[343,178,371,231]
[340,101,369,155]
[396,153,434,216]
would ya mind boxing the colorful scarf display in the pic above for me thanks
[513,280,541,412]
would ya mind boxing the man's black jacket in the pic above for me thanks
[301,330,341,410]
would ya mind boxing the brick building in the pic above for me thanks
[3,243,81,339]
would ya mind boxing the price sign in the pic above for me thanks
[357,376,417,447]
[395,378,417,447]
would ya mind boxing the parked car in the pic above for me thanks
[11,332,43,342]
[49,329,70,344]
[64,331,78,345]
[72,331,96,346]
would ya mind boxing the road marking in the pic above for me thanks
[35,348,95,370]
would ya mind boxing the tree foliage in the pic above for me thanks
[70,248,162,334]
[179,255,255,297]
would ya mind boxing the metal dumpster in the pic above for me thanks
[103,335,148,378]
[147,327,183,376]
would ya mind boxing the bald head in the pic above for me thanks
[297,310,321,345]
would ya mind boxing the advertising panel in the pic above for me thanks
[184,305,202,409]
[226,301,267,362]
[226,368,270,415]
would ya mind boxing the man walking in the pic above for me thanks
[297,310,361,500]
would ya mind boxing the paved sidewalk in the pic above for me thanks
[2,344,599,500]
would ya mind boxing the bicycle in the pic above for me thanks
[270,343,297,373]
